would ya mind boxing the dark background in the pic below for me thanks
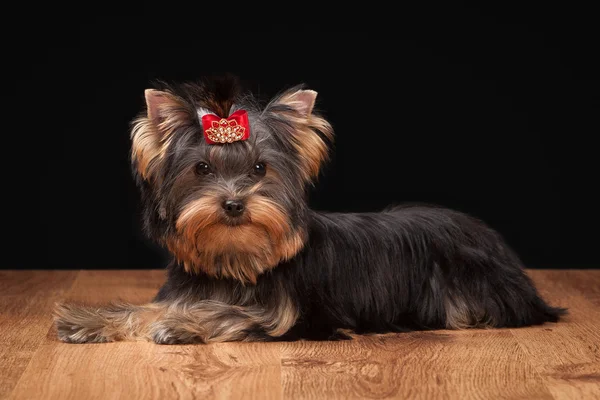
[6,6,599,270]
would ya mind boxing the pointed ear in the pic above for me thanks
[130,89,192,182]
[144,89,165,123]
[264,86,334,183]
[144,89,181,125]
[281,89,318,117]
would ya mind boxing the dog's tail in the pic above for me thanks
[526,288,569,324]
[53,301,164,343]
[497,250,569,327]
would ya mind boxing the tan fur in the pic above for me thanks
[53,301,164,343]
[151,289,298,343]
[130,117,162,181]
[273,90,335,183]
[130,91,194,182]
[168,191,303,284]
[54,287,298,344]
[295,114,335,181]
[273,230,306,263]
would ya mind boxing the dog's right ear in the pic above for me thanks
[144,89,169,124]
[130,89,193,182]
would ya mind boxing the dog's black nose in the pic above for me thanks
[222,200,245,217]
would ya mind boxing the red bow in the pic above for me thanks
[201,110,250,144]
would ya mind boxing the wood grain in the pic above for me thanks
[1,269,599,399]
[0,270,77,398]
[281,330,553,399]
[510,270,600,400]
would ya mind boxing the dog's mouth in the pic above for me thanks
[220,214,251,227]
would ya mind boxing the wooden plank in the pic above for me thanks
[8,270,282,400]
[281,330,553,399]
[0,270,78,398]
[553,270,600,307]
[63,269,167,303]
[9,340,282,400]
[4,269,600,399]
[511,270,600,400]
[175,343,282,399]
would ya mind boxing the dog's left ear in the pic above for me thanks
[265,87,334,182]
[279,89,318,117]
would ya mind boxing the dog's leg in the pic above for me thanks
[54,295,299,344]
[53,301,166,343]
[148,300,288,344]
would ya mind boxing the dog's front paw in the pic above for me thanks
[55,318,109,344]
[150,320,205,345]
[53,303,111,344]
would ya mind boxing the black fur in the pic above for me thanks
[69,74,566,345]
[154,203,567,341]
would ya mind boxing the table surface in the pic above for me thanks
[1,269,599,399]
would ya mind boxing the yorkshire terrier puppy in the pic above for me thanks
[54,75,566,344]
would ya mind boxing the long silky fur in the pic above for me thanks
[54,75,567,344]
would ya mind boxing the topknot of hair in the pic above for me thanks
[151,73,243,118]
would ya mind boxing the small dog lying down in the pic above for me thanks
[54,75,566,344]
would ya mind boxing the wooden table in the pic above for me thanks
[1,269,599,399]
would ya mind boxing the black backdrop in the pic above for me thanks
[7,8,598,270]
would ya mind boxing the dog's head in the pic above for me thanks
[129,75,334,283]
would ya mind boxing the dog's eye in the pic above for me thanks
[253,162,266,176]
[195,162,212,175]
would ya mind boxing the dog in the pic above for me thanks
[54,75,567,344]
